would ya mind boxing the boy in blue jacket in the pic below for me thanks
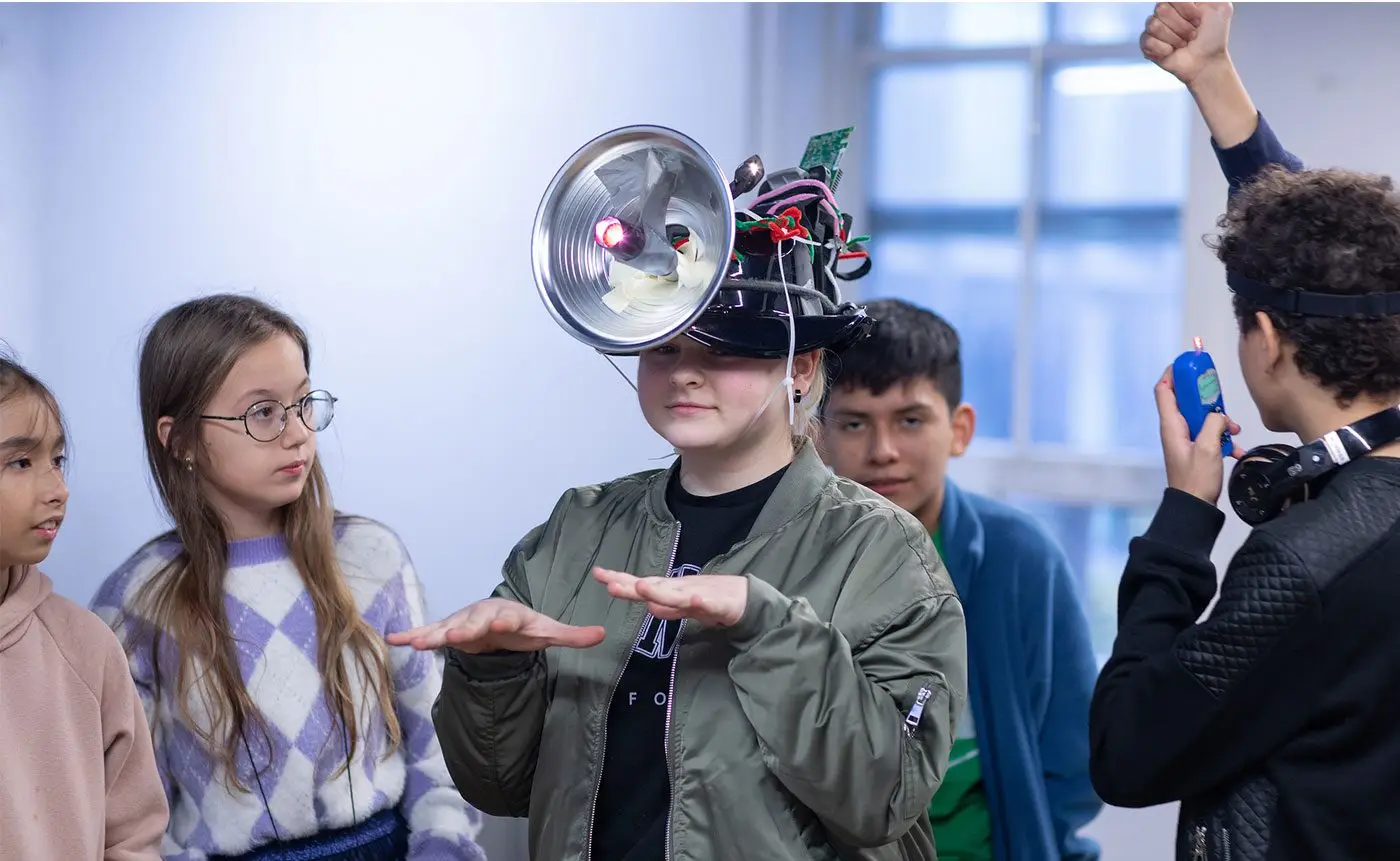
[821,299,1102,861]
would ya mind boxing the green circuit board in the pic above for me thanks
[799,127,855,189]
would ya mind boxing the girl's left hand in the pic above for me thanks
[593,567,749,627]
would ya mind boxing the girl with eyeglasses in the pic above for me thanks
[91,294,484,861]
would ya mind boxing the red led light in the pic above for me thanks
[594,217,626,249]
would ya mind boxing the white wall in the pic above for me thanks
[0,4,43,362]
[23,4,753,856]
[1083,3,1400,858]
[30,1,754,617]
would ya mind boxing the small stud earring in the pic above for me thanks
[183,456,194,472]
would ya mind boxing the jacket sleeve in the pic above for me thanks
[1214,111,1303,195]
[98,627,170,861]
[725,521,968,848]
[431,518,554,819]
[377,540,488,860]
[1028,545,1103,861]
[1089,490,1323,808]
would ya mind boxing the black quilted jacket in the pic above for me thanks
[1088,458,1400,860]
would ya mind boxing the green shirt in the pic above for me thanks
[927,529,994,861]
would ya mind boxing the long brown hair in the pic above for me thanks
[130,294,399,788]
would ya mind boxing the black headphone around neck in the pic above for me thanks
[1228,405,1400,526]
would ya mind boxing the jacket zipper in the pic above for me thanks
[661,523,685,861]
[1220,823,1231,861]
[904,687,933,738]
[584,523,683,861]
[1191,824,1207,861]
[663,615,685,861]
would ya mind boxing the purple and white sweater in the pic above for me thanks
[91,516,485,861]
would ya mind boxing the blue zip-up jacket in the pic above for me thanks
[938,480,1102,861]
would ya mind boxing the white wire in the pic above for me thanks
[732,203,799,431]
[777,239,797,430]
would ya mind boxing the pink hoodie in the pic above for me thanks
[0,566,167,860]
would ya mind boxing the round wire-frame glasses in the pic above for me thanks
[200,390,338,442]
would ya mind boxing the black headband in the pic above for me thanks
[1227,269,1400,318]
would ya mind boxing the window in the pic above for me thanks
[860,2,1190,655]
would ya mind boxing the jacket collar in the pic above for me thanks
[938,479,985,597]
[645,437,833,537]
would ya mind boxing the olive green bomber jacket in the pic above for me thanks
[432,441,968,860]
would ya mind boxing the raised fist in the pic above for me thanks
[1141,2,1233,86]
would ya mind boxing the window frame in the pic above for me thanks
[850,2,1178,509]
[745,1,1200,659]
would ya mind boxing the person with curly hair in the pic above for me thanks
[1090,3,1400,859]
[1216,168,1400,411]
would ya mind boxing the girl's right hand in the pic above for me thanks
[387,598,606,653]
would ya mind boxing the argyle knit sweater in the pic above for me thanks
[90,516,484,861]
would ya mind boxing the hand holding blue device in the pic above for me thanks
[1172,337,1233,458]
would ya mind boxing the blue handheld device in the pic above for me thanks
[1172,337,1233,457]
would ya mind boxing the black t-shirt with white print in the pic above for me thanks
[591,464,788,861]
